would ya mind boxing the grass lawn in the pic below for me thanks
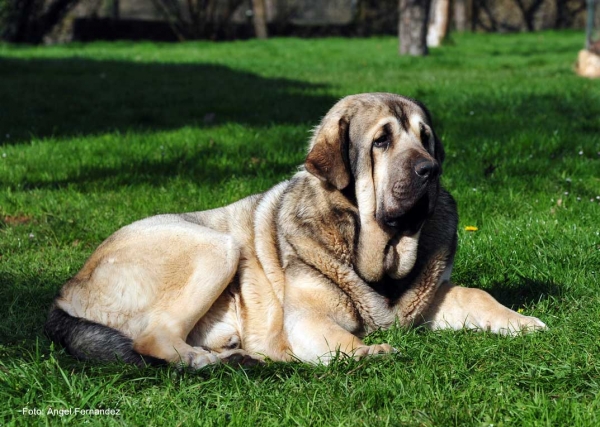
[1,30,599,426]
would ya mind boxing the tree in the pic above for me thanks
[2,0,82,43]
[513,0,545,31]
[150,0,244,40]
[453,0,469,32]
[398,0,432,56]
[554,0,586,29]
[471,0,520,32]
[252,0,268,39]
[427,0,449,47]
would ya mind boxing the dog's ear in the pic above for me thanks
[305,116,351,190]
[417,103,445,168]
[432,129,445,167]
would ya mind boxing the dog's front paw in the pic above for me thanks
[491,313,547,336]
[352,343,398,360]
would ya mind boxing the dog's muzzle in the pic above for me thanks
[378,157,440,235]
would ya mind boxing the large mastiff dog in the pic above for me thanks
[45,93,546,368]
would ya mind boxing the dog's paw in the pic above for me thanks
[217,349,265,367]
[185,347,219,369]
[490,313,547,336]
[352,343,398,360]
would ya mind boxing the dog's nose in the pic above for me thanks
[414,159,438,180]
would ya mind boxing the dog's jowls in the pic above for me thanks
[45,93,546,368]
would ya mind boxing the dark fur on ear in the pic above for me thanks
[432,129,445,170]
[305,117,351,190]
[415,99,445,171]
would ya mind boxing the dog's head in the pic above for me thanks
[305,93,444,237]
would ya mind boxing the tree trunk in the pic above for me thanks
[471,0,479,30]
[399,0,432,56]
[514,0,545,31]
[474,0,499,31]
[7,0,82,43]
[554,0,587,30]
[427,0,449,47]
[586,0,596,50]
[454,0,468,31]
[252,0,268,39]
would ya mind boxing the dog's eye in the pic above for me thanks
[373,134,390,148]
[419,123,430,143]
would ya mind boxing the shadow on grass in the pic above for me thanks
[421,94,600,165]
[16,143,299,191]
[486,276,563,309]
[0,57,335,144]
[0,273,55,347]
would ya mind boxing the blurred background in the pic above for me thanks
[1,0,598,47]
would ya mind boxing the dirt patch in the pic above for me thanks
[2,215,33,226]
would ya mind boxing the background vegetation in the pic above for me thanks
[1,31,599,425]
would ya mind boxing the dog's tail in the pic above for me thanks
[44,304,164,367]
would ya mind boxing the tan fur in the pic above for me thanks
[49,93,546,368]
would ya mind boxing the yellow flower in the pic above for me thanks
[517,308,524,314]
[464,226,478,231]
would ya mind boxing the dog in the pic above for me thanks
[45,93,546,368]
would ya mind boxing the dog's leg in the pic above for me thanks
[134,331,218,369]
[422,281,547,335]
[132,228,242,369]
[187,294,267,367]
[284,266,395,363]
[286,311,395,363]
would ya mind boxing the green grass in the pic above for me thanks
[1,31,599,426]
